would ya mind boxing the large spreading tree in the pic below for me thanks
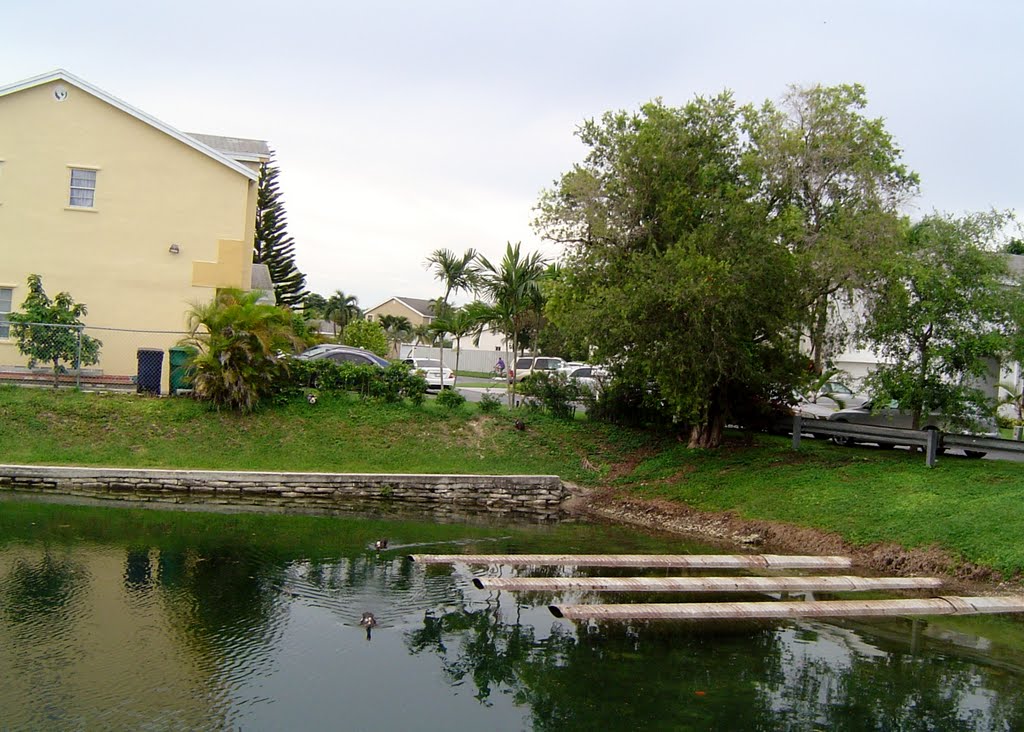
[254,156,307,307]
[536,96,805,447]
[745,83,919,371]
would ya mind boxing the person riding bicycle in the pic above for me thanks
[494,357,506,377]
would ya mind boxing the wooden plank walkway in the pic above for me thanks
[472,575,943,593]
[549,596,1024,621]
[414,554,1024,621]
[409,554,853,569]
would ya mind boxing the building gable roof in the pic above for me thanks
[367,296,437,318]
[187,133,270,164]
[0,69,260,181]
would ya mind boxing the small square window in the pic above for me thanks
[0,287,12,339]
[69,168,97,208]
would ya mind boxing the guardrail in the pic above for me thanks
[783,415,1024,467]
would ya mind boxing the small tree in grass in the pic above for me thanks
[8,274,102,387]
[342,319,389,357]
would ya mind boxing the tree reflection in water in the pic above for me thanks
[1,502,1023,731]
[1,550,84,625]
[405,590,1024,731]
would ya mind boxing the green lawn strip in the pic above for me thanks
[0,387,625,482]
[2,387,1023,575]
[622,434,1024,575]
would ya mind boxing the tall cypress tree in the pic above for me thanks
[254,155,307,307]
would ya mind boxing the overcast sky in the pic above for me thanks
[5,1,1021,309]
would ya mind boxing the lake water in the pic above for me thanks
[1,496,1022,731]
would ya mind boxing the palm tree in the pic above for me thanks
[181,288,303,412]
[324,290,361,337]
[425,248,479,378]
[430,304,487,387]
[411,322,434,347]
[476,242,549,405]
[379,314,413,357]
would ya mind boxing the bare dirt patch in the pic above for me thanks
[604,446,659,482]
[571,489,1020,594]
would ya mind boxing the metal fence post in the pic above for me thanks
[792,415,802,449]
[75,325,83,389]
[925,428,938,468]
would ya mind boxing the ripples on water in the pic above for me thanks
[0,505,1022,731]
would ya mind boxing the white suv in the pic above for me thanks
[512,356,565,382]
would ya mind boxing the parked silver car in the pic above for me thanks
[560,365,603,393]
[803,381,869,410]
[826,400,998,456]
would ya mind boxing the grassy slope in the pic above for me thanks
[0,386,649,482]
[2,386,1023,575]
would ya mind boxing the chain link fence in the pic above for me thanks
[0,322,193,393]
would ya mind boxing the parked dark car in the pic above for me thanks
[294,344,390,368]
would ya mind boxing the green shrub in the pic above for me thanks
[341,319,388,356]
[518,372,581,419]
[588,376,674,428]
[478,392,502,414]
[435,387,467,411]
[996,414,1017,430]
[282,359,427,404]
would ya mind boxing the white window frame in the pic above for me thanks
[0,285,13,340]
[67,166,99,209]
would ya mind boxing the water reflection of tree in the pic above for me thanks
[1,550,84,625]
[154,546,288,656]
[406,600,788,729]
[826,652,1024,730]
[406,598,1024,731]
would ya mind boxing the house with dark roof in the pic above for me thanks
[364,297,437,326]
[366,295,511,355]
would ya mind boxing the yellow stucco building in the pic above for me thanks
[0,69,269,391]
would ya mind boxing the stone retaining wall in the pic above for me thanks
[0,464,568,519]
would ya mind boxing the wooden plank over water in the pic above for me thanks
[408,554,853,569]
[472,575,942,593]
[548,596,1024,621]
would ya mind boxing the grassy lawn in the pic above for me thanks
[2,385,1023,576]
[0,385,647,483]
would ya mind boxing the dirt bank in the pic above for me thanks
[568,486,1022,594]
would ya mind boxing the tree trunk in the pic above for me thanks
[453,342,461,388]
[508,334,518,407]
[687,410,725,449]
[809,297,829,374]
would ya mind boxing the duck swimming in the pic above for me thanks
[360,612,378,639]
